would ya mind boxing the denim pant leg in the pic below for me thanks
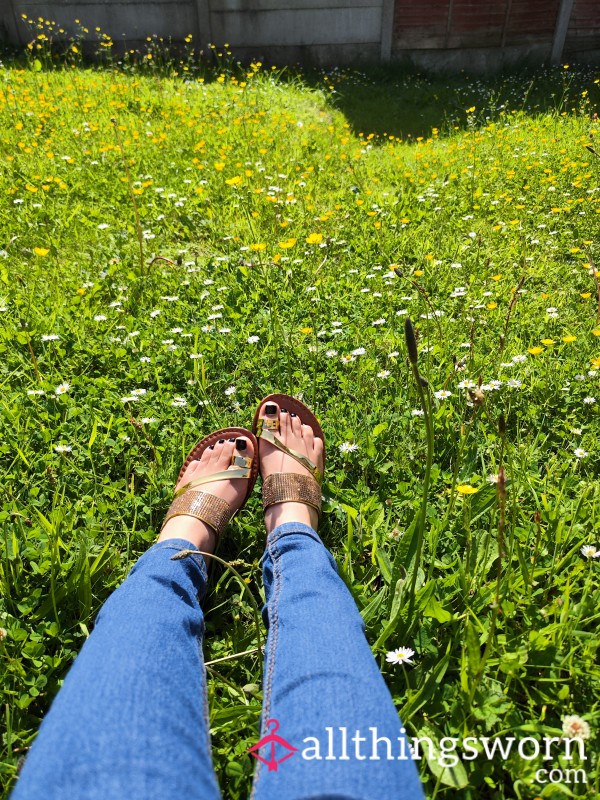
[251,523,424,800]
[11,539,220,800]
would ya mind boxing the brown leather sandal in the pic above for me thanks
[251,394,325,518]
[161,427,259,541]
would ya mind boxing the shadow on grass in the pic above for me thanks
[300,63,599,141]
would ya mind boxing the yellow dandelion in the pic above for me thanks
[301,327,313,334]
[528,346,544,355]
[414,269,424,277]
[306,233,323,245]
[34,247,49,257]
[214,162,225,171]
[250,243,267,252]
[491,274,503,281]
[225,175,242,186]
[562,335,577,343]
[592,329,600,336]
[486,302,497,310]
[541,339,555,346]
[580,292,591,299]
[457,485,478,495]
[278,238,297,249]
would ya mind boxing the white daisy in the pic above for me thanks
[54,445,72,453]
[225,386,237,396]
[55,383,70,395]
[339,442,358,453]
[434,390,452,400]
[574,448,588,459]
[385,647,415,665]
[580,545,600,559]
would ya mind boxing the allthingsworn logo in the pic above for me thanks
[248,719,298,772]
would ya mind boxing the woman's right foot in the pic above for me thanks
[257,400,324,534]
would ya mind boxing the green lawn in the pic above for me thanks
[1,33,599,799]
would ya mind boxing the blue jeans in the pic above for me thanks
[12,524,424,800]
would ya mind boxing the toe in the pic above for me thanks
[312,435,325,468]
[288,411,302,437]
[301,423,314,448]
[260,400,280,431]
[199,444,213,465]
[227,435,254,468]
[213,436,230,467]
[279,405,291,445]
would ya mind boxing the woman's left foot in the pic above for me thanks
[158,436,254,552]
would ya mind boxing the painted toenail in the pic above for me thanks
[209,445,215,450]
[236,439,247,451]
[289,411,297,417]
[228,437,236,442]
[266,403,277,414]
[281,407,288,413]
[218,439,225,444]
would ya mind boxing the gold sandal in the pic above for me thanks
[251,394,325,517]
[161,427,259,540]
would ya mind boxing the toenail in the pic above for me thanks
[289,411,297,417]
[281,407,288,413]
[218,439,225,444]
[209,445,215,450]
[266,403,277,414]
[228,437,236,442]
[236,439,247,451]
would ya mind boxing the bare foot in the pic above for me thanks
[158,436,254,552]
[257,401,324,534]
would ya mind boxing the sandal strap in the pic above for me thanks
[262,473,322,516]
[256,425,323,484]
[173,466,251,499]
[161,490,232,539]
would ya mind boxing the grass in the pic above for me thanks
[1,26,600,799]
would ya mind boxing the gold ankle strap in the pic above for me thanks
[161,490,232,539]
[262,473,322,516]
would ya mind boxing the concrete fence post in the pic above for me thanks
[194,0,212,48]
[551,0,575,63]
[380,0,395,62]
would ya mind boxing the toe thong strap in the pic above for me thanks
[256,424,323,484]
[262,473,322,516]
[161,490,232,539]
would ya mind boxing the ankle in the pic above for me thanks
[265,502,319,535]
[157,517,217,553]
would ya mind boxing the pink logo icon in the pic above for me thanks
[248,719,298,772]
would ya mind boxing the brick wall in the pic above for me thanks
[565,0,600,55]
[393,0,561,52]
